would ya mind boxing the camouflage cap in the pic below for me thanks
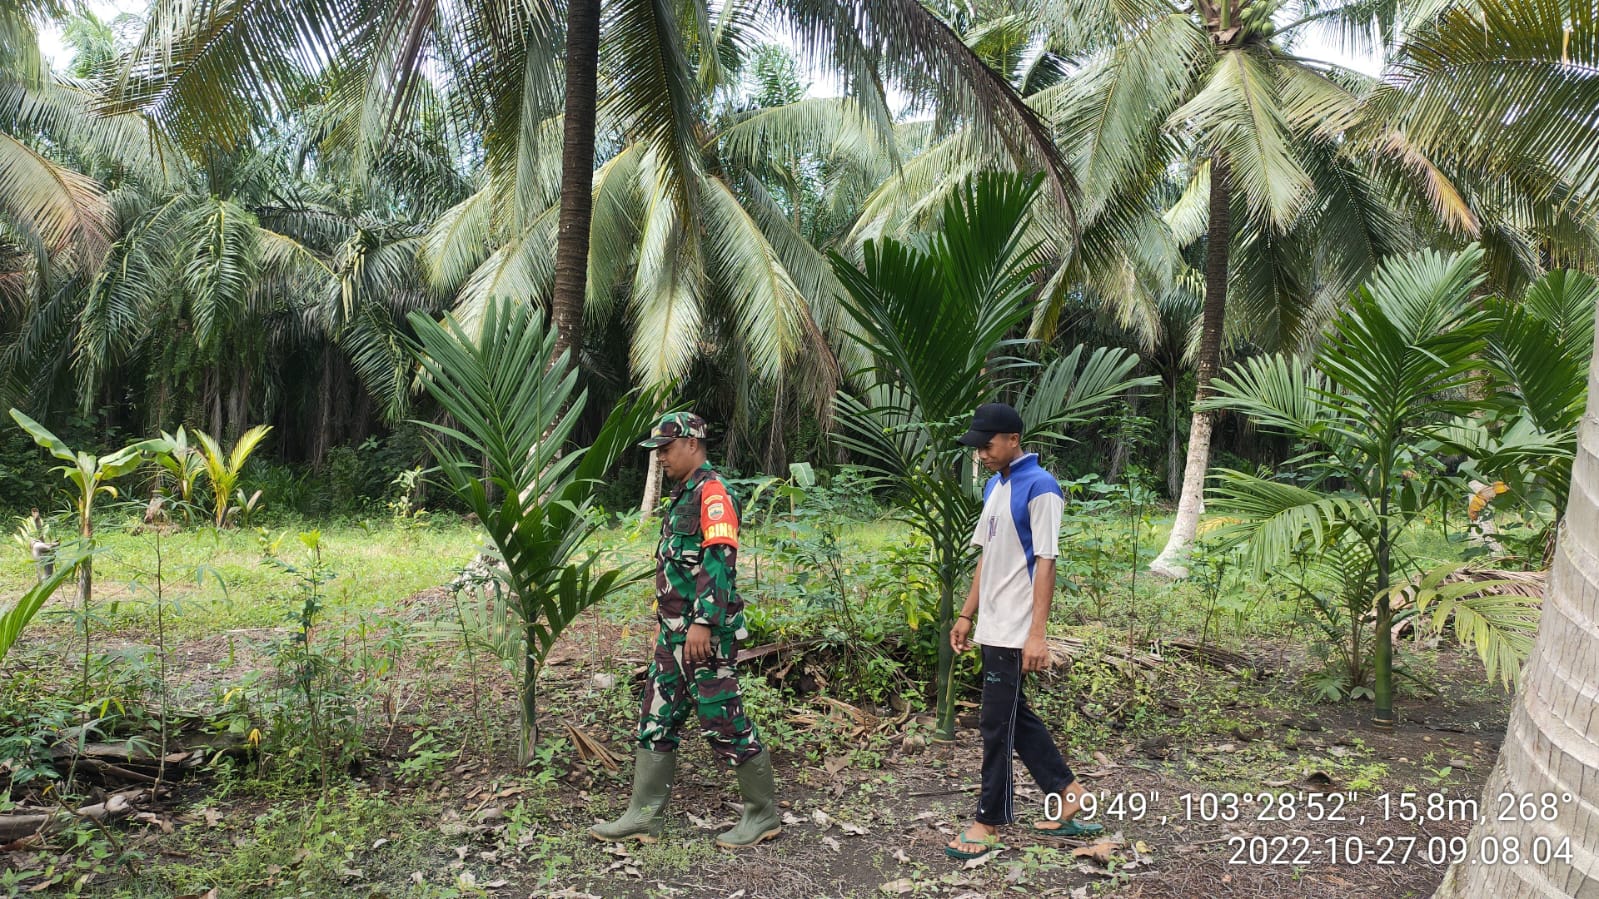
[638,412,709,448]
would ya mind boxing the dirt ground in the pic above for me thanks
[379,605,1509,898]
[503,643,1506,899]
[2,588,1512,899]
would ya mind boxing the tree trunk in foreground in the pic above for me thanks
[1151,155,1231,578]
[1433,321,1599,896]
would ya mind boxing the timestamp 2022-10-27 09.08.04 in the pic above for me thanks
[1043,789,1575,869]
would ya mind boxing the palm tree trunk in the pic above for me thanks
[1152,155,1231,578]
[1373,519,1393,729]
[1166,372,1182,500]
[207,369,223,441]
[551,0,601,360]
[1433,322,1599,896]
[227,364,248,442]
[640,453,663,516]
[934,577,957,741]
[520,619,540,765]
[312,345,334,468]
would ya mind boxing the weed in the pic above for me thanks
[395,728,460,785]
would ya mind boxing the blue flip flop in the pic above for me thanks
[945,829,1002,860]
[1033,818,1104,839]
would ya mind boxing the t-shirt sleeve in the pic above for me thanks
[1029,490,1063,559]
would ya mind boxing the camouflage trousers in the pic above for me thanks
[636,617,762,766]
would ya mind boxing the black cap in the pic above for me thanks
[957,402,1024,447]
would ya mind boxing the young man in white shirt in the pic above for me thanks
[946,403,1103,860]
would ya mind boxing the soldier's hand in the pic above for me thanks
[685,623,714,666]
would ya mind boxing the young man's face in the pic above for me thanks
[656,436,702,481]
[974,433,1022,472]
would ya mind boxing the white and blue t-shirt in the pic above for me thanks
[970,453,1063,649]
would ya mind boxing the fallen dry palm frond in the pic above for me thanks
[1385,566,1546,621]
[1442,566,1545,598]
[1154,639,1266,676]
[1384,563,1545,687]
[1045,635,1167,678]
[564,722,622,772]
[785,697,876,741]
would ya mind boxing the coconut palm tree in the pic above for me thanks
[1,2,474,446]
[1010,0,1599,576]
[809,0,1593,577]
[106,0,1076,359]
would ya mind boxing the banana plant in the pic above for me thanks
[193,425,273,527]
[406,298,661,764]
[8,409,172,608]
[154,426,207,521]
[1,563,77,667]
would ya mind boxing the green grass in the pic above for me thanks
[1,502,1493,675]
[3,516,487,638]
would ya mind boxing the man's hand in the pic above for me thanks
[1022,634,1050,673]
[950,616,973,653]
[685,623,714,665]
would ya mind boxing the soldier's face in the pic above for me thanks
[657,437,700,480]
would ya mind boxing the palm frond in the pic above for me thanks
[584,144,644,326]
[0,78,185,189]
[1170,48,1313,229]
[1201,352,1332,436]
[699,174,806,380]
[626,165,703,384]
[0,133,113,271]
[1209,469,1370,571]
[777,0,1079,229]
[603,0,705,217]
[1380,0,1599,211]
[419,187,494,296]
[110,0,362,151]
[182,196,260,352]
[1014,345,1158,447]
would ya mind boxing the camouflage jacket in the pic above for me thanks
[656,462,744,631]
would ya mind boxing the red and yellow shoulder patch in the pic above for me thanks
[700,480,739,548]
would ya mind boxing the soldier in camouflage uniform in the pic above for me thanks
[591,412,782,849]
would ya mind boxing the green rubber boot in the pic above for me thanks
[716,749,782,848]
[590,749,675,843]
